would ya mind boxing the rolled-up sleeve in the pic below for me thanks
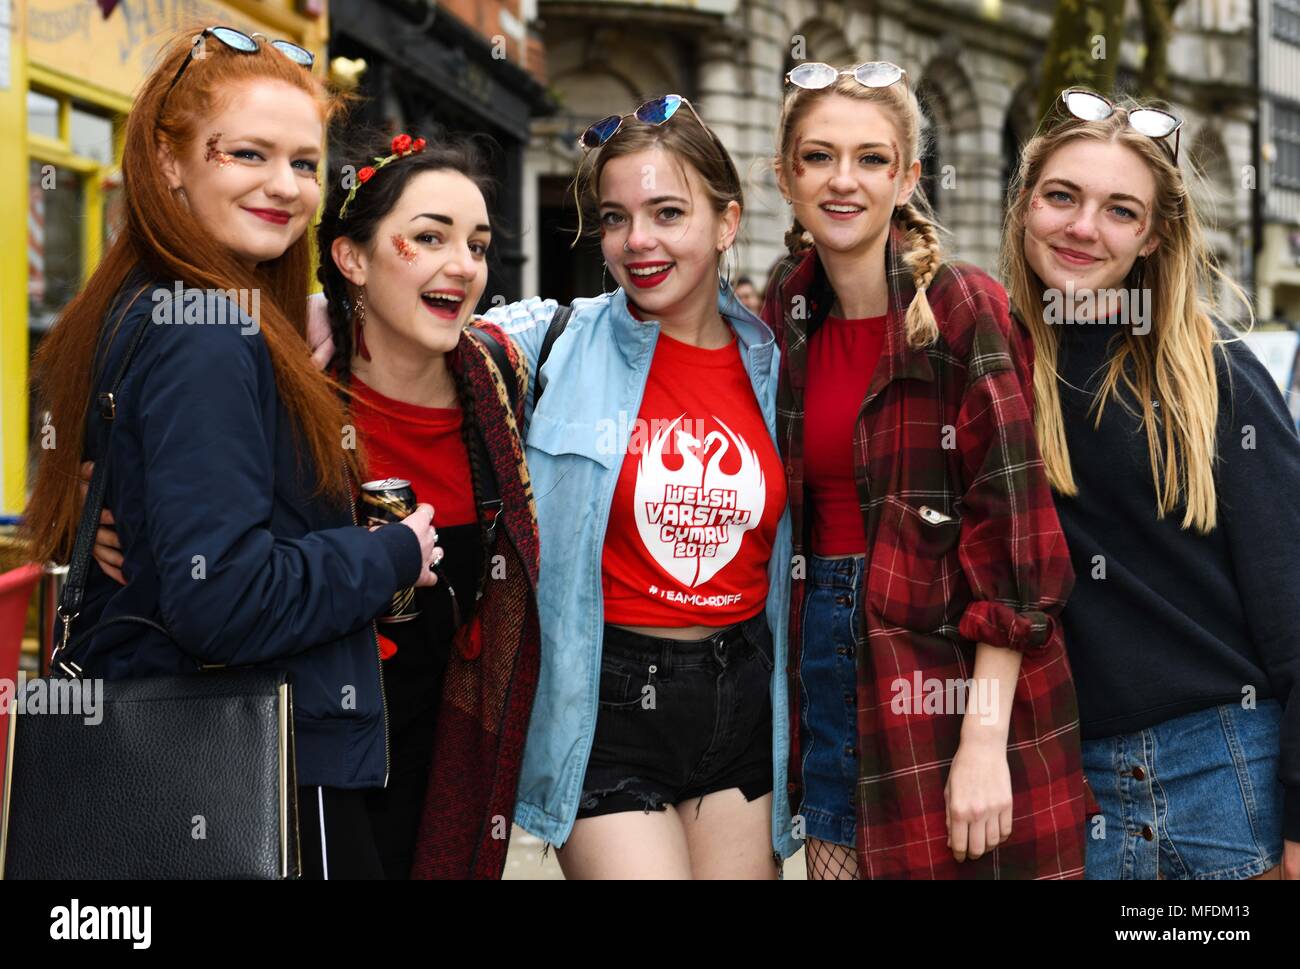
[953,313,1075,652]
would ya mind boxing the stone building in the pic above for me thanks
[521,0,1266,321]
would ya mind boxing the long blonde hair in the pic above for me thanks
[773,69,943,348]
[999,95,1249,532]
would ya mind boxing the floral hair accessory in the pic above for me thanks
[339,133,428,219]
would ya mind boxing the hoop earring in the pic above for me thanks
[353,288,371,362]
[602,262,612,294]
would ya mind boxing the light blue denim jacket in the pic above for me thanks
[482,287,797,859]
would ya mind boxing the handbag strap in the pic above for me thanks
[54,295,169,673]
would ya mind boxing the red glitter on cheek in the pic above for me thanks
[204,133,234,168]
[1135,219,1147,237]
[791,136,805,177]
[887,141,900,181]
[1029,195,1045,211]
[390,233,419,264]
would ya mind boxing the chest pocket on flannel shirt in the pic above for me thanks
[867,495,966,633]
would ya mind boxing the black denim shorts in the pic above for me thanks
[576,610,775,819]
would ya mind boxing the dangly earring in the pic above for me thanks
[353,288,371,362]
[602,262,613,295]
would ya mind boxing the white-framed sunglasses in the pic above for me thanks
[1058,89,1183,163]
[784,61,908,94]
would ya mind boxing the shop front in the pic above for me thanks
[0,0,328,515]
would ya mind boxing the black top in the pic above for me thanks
[1053,320,1300,839]
[380,521,482,742]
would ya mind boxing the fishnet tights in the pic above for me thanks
[805,837,859,880]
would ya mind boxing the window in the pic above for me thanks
[26,91,59,139]
[1275,1,1300,46]
[1274,101,1300,191]
[25,87,122,471]
[27,159,85,333]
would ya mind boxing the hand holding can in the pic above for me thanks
[398,504,441,591]
[361,479,440,615]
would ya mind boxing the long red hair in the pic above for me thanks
[25,29,357,563]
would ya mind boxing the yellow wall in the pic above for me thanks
[2,0,329,515]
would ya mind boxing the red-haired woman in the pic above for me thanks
[25,27,439,879]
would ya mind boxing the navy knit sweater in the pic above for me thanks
[1053,320,1300,841]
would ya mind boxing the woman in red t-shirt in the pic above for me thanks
[308,130,541,880]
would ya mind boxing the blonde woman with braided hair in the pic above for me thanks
[1002,89,1300,880]
[761,61,1091,879]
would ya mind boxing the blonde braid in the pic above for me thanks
[784,216,813,256]
[894,200,942,348]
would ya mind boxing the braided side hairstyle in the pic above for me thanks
[449,350,497,604]
[894,199,942,347]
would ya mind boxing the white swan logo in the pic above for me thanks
[633,414,766,588]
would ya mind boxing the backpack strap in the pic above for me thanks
[533,303,572,408]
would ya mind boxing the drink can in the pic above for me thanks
[360,478,419,622]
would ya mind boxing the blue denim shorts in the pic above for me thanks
[1082,699,1285,880]
[796,555,864,847]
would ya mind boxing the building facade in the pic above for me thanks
[1260,0,1300,325]
[520,0,1262,324]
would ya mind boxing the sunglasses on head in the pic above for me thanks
[1058,89,1183,163]
[165,26,314,98]
[578,94,711,150]
[784,61,908,94]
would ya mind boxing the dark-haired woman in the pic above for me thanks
[27,29,440,880]
[313,131,541,880]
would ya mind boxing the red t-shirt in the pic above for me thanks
[350,375,475,657]
[803,313,887,556]
[601,330,787,627]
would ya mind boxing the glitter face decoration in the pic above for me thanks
[204,133,235,168]
[887,140,900,182]
[1135,219,1147,237]
[791,136,805,177]
[390,233,419,265]
[1029,194,1045,211]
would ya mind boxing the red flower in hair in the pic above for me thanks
[391,133,413,154]
[411,137,427,152]
[357,166,375,183]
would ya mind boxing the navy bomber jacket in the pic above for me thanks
[71,272,422,789]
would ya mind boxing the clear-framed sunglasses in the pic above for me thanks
[1058,88,1183,163]
[578,94,711,150]
[784,61,908,94]
[166,26,314,97]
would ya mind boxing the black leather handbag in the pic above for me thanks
[0,306,300,880]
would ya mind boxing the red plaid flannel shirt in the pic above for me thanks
[763,230,1092,879]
